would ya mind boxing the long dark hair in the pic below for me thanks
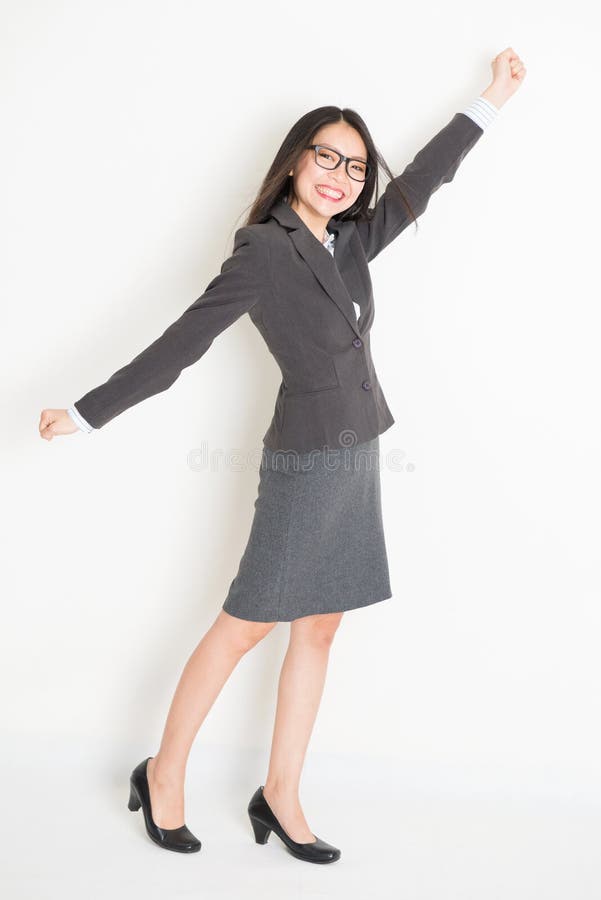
[242,105,418,233]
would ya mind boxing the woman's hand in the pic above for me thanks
[481,46,527,109]
[39,408,79,441]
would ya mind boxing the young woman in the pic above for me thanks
[39,48,526,864]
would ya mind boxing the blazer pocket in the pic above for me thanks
[285,384,340,398]
[284,360,340,398]
[280,384,341,440]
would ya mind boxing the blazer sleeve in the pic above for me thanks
[355,112,485,262]
[72,225,269,429]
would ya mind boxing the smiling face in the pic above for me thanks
[287,121,368,241]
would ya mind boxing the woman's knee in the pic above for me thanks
[217,609,277,653]
[290,611,344,647]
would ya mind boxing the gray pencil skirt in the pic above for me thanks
[221,434,392,622]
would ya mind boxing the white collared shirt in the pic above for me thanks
[322,227,360,321]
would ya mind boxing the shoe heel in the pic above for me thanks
[249,814,271,844]
[128,782,141,812]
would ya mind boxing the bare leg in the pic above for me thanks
[262,611,344,843]
[146,609,277,828]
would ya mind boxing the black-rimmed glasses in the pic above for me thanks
[306,144,370,182]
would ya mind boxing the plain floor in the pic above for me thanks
[2,734,600,900]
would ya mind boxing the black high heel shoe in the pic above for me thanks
[128,757,201,853]
[247,785,341,864]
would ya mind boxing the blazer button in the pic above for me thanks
[362,380,371,390]
[352,337,362,348]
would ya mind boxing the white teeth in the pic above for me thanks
[316,185,343,199]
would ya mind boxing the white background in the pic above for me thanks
[2,0,600,896]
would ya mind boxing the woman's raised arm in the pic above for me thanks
[355,108,490,262]
[355,47,526,262]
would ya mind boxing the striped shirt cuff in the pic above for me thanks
[462,96,500,130]
[68,404,94,433]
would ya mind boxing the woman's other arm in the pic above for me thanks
[39,226,269,440]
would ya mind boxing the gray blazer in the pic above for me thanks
[73,112,484,452]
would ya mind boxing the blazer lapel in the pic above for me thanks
[269,199,362,338]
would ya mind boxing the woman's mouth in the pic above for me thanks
[315,184,345,202]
